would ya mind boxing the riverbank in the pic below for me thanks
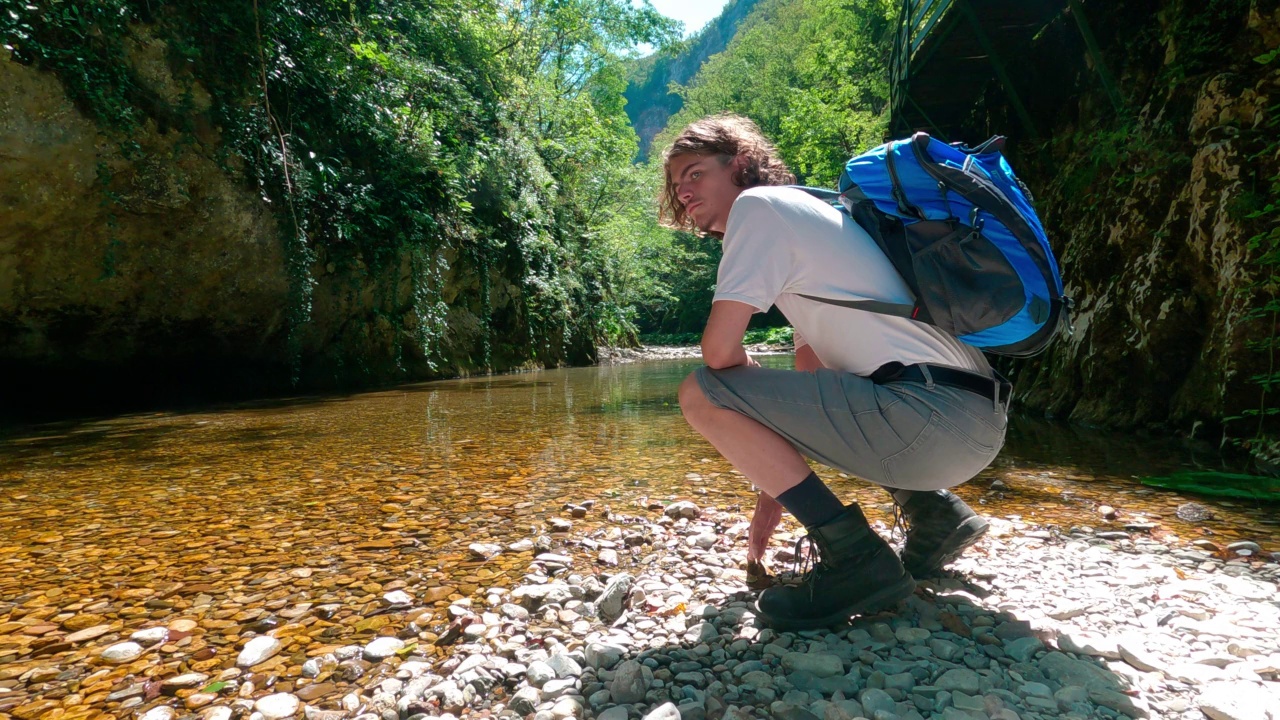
[10,499,1277,720]
[596,344,793,365]
[324,504,1280,720]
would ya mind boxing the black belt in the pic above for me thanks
[871,361,1012,406]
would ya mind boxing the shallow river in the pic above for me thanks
[0,356,1276,718]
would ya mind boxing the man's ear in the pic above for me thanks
[728,154,749,185]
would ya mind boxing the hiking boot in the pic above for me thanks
[755,504,915,631]
[895,490,989,577]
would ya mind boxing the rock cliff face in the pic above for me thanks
[0,31,576,419]
[967,0,1280,438]
[624,0,764,158]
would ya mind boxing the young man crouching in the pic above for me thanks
[660,114,1007,630]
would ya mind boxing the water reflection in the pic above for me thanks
[0,356,1275,606]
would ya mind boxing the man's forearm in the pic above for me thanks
[703,343,750,370]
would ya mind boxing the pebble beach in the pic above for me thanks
[12,498,1278,720]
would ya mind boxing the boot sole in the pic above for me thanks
[753,574,917,632]
[906,515,989,577]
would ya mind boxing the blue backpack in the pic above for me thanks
[798,132,1070,357]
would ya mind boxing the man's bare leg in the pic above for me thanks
[677,373,812,496]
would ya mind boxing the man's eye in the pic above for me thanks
[691,171,701,179]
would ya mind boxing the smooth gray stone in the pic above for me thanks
[1037,652,1120,691]
[609,659,654,704]
[1005,636,1044,663]
[859,688,897,716]
[934,668,980,695]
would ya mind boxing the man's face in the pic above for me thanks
[668,153,746,236]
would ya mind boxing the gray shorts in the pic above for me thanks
[694,365,1007,491]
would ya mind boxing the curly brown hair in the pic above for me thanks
[658,114,795,235]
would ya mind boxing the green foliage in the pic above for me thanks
[2,0,141,129]
[745,325,795,345]
[1139,470,1280,502]
[607,0,893,337]
[1155,0,1254,86]
[5,0,894,372]
[657,0,895,186]
[1055,119,1191,203]
[639,326,794,346]
[5,0,680,375]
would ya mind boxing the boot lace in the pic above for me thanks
[790,534,823,600]
[891,503,912,542]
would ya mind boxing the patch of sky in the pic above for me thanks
[633,0,731,55]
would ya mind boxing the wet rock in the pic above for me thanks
[131,627,169,645]
[140,706,177,720]
[101,641,144,663]
[65,624,113,643]
[664,501,700,519]
[295,682,336,702]
[237,636,282,667]
[469,543,502,560]
[1176,502,1215,522]
[203,707,234,720]
[301,654,336,678]
[163,673,210,689]
[363,637,404,661]
[382,590,413,606]
[255,693,301,720]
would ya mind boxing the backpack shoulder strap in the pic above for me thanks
[796,293,919,320]
[787,187,924,322]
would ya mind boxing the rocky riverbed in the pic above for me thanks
[596,345,791,364]
[10,499,1278,720]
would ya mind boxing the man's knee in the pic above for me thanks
[678,371,710,420]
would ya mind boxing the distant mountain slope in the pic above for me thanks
[624,0,765,159]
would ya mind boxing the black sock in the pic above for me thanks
[775,471,844,528]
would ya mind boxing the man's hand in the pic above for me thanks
[748,493,783,562]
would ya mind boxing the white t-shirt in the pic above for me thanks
[714,186,990,377]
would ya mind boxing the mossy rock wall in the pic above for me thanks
[0,34,578,419]
[971,0,1280,436]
